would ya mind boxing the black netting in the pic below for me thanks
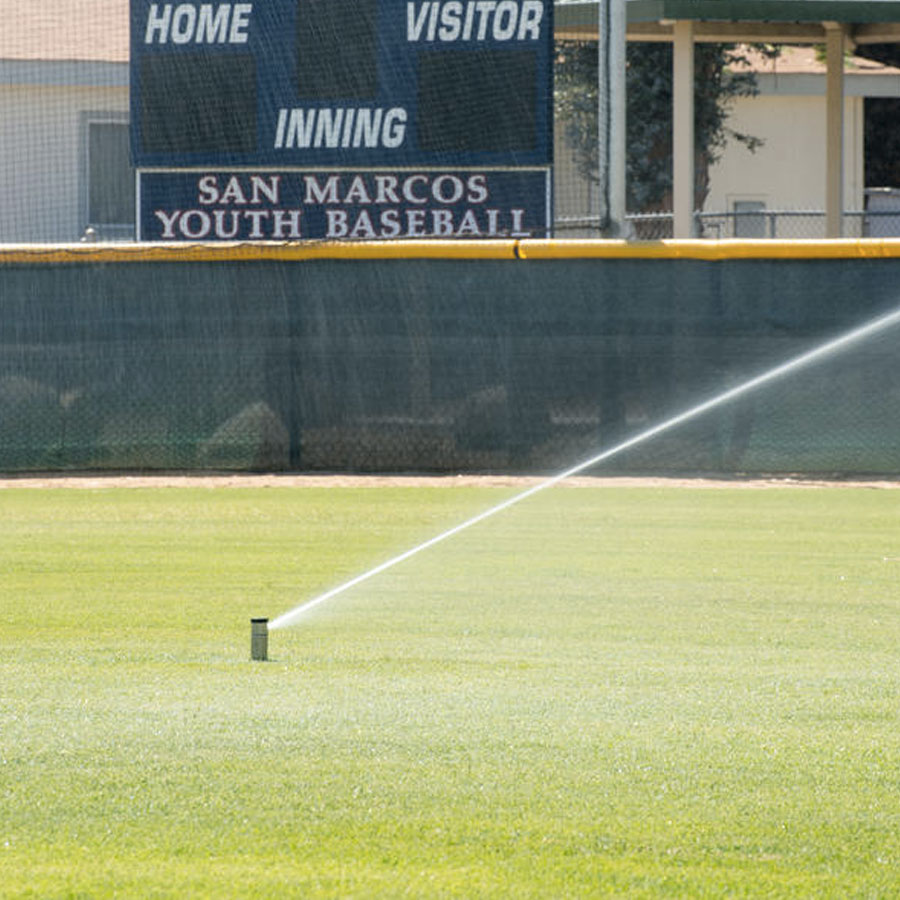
[2,255,899,475]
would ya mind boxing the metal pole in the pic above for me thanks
[598,0,627,236]
[611,0,627,236]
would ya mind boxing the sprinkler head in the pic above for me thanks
[250,618,269,661]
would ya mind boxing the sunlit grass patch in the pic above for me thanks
[1,483,899,897]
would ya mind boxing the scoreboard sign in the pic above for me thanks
[130,1,553,240]
[130,0,552,167]
[138,169,549,240]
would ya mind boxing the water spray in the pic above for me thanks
[250,618,269,661]
[269,303,900,631]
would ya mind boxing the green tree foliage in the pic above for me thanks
[555,41,763,214]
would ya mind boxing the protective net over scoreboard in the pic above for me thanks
[1,1,607,244]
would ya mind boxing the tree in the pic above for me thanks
[555,40,763,221]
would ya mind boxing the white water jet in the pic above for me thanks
[269,303,900,630]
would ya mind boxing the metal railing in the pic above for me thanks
[554,210,900,240]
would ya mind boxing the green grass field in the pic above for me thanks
[1,481,899,898]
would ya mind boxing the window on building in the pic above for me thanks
[83,115,135,239]
[865,97,900,188]
[732,200,767,238]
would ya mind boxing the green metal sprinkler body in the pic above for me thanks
[250,618,269,661]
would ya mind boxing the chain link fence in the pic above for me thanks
[555,210,900,240]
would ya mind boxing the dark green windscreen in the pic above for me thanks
[2,256,900,474]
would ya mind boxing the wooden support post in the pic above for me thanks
[672,20,695,239]
[825,22,845,238]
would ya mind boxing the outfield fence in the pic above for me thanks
[2,240,900,476]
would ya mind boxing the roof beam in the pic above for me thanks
[853,21,900,43]
[624,0,900,27]
[556,22,832,42]
[624,21,831,42]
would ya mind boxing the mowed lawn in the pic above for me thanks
[1,481,898,898]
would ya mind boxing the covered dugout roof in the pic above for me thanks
[557,0,900,238]
[557,0,900,43]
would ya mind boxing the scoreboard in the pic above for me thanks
[130,1,553,240]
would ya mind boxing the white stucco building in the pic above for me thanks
[705,46,900,238]
[0,2,130,242]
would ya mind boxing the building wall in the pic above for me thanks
[0,70,127,243]
[705,91,865,237]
